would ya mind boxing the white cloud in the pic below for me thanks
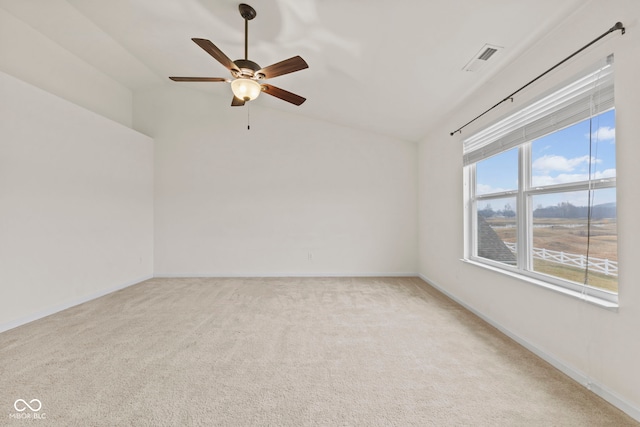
[589,126,615,143]
[476,183,509,195]
[532,168,616,186]
[532,154,600,174]
[534,145,552,155]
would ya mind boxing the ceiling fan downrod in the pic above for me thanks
[239,3,256,61]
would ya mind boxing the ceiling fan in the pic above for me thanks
[169,3,308,107]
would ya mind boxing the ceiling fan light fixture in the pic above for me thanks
[231,78,261,101]
[168,3,308,107]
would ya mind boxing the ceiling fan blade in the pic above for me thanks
[192,38,238,72]
[231,96,246,107]
[256,56,308,79]
[169,77,228,82]
[261,84,306,106]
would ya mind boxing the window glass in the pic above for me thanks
[531,188,617,292]
[476,148,518,195]
[477,197,517,265]
[531,110,616,188]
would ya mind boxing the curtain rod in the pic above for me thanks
[450,21,625,137]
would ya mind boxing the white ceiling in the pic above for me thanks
[0,0,585,141]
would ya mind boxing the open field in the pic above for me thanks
[485,217,617,261]
[533,259,617,292]
[485,217,618,292]
[531,218,617,262]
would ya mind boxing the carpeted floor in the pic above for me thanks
[1,277,637,426]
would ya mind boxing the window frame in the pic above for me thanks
[463,58,618,305]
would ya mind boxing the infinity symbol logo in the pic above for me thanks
[14,399,42,412]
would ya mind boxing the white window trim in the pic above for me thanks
[460,258,618,310]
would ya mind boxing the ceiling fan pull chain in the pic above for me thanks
[247,103,251,130]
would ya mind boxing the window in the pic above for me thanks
[464,57,617,303]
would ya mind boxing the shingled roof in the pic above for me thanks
[477,215,517,265]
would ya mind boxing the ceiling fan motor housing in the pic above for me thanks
[232,59,264,79]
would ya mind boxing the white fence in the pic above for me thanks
[503,242,618,276]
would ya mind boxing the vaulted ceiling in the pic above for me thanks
[0,0,585,141]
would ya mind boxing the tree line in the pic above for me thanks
[479,202,616,219]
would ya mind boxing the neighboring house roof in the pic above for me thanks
[477,215,517,265]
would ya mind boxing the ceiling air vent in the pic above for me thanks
[478,47,498,60]
[463,43,503,72]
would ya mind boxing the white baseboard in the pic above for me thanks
[418,273,640,423]
[154,272,419,278]
[0,274,153,334]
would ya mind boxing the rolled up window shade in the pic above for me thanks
[463,57,614,166]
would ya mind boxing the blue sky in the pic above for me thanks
[476,110,616,209]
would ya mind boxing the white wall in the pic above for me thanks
[0,71,154,331]
[135,85,418,276]
[418,0,640,419]
[0,7,133,127]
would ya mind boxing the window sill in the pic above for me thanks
[460,258,619,311]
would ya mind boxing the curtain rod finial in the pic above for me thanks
[612,22,625,35]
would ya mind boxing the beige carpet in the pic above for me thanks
[1,277,637,426]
